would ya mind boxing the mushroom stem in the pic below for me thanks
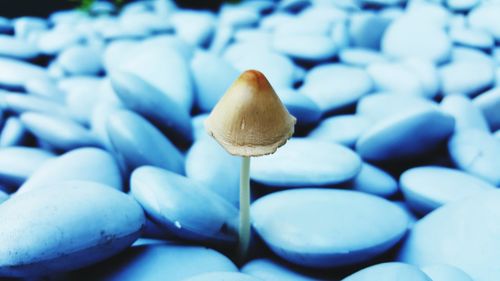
[238,155,251,263]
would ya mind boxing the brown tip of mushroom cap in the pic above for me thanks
[205,69,296,157]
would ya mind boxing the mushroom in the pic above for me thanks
[205,69,296,262]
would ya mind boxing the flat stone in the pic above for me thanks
[272,34,336,61]
[277,88,322,127]
[308,114,371,147]
[421,264,475,281]
[0,34,38,59]
[251,138,362,187]
[342,262,432,281]
[252,189,408,268]
[440,94,489,133]
[0,147,54,187]
[468,2,500,41]
[367,62,426,97]
[450,26,494,49]
[473,87,500,131]
[1,93,75,121]
[439,59,495,96]
[349,12,391,50]
[37,27,83,55]
[0,58,48,89]
[57,45,103,76]
[242,258,327,281]
[0,117,26,147]
[351,162,398,198]
[170,11,215,46]
[339,48,387,67]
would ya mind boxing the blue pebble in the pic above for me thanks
[351,162,398,198]
[308,114,371,147]
[277,88,322,127]
[440,94,489,133]
[421,264,474,281]
[0,147,54,187]
[242,258,327,281]
[473,87,500,131]
[342,262,432,281]
[0,117,26,147]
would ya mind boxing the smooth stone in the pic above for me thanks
[184,272,261,281]
[110,71,193,145]
[0,147,54,186]
[0,58,48,89]
[0,190,7,203]
[367,62,426,97]
[57,45,102,76]
[65,86,101,125]
[473,87,500,131]
[439,59,495,96]
[13,17,47,39]
[0,181,145,277]
[81,243,238,281]
[0,117,26,147]
[190,50,239,113]
[272,34,336,61]
[447,0,479,11]
[273,17,331,35]
[308,115,371,147]
[356,93,438,123]
[219,5,260,28]
[451,46,494,65]
[450,26,494,49]
[20,112,101,151]
[209,25,233,55]
[1,93,75,121]
[25,78,65,102]
[252,189,408,268]
[349,12,391,50]
[58,75,101,93]
[393,201,418,228]
[191,113,210,141]
[421,264,474,281]
[131,166,238,243]
[102,39,139,72]
[118,12,172,35]
[106,110,184,175]
[17,147,122,194]
[185,138,239,207]
[342,262,432,281]
[468,3,500,41]
[331,20,350,50]
[351,162,398,198]
[251,138,362,187]
[400,166,495,215]
[242,258,326,281]
[495,130,500,140]
[356,107,455,161]
[37,27,83,55]
[0,35,38,59]
[440,95,489,133]
[90,102,123,151]
[400,58,440,99]
[398,190,500,281]
[170,11,215,46]
[382,15,451,64]
[234,29,273,43]
[299,6,348,24]
[448,129,500,185]
[406,0,451,28]
[300,64,373,113]
[339,48,387,67]
[277,88,321,127]
[119,38,193,112]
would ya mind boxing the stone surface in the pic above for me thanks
[421,264,474,281]
[308,114,371,147]
[0,34,38,59]
[351,162,398,198]
[342,262,432,281]
[0,147,54,187]
[242,258,326,281]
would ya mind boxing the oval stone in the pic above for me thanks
[440,94,489,133]
[57,45,103,76]
[0,35,38,60]
[473,87,500,131]
[421,264,474,281]
[308,115,371,147]
[251,138,362,187]
[277,88,322,127]
[439,59,494,96]
[0,147,54,187]
[0,181,145,277]
[252,189,408,268]
[272,34,336,62]
[0,117,26,147]
[351,162,398,198]
[0,58,48,89]
[342,262,432,281]
[242,258,328,281]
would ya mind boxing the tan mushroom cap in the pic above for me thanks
[205,69,296,157]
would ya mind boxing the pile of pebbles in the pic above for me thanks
[0,0,499,280]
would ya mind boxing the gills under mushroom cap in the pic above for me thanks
[205,70,296,157]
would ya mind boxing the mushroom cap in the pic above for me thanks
[205,70,296,157]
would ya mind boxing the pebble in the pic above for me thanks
[57,45,103,76]
[448,129,500,186]
[110,71,193,145]
[191,113,210,141]
[25,77,65,102]
[381,15,451,64]
[0,147,54,187]
[13,17,47,39]
[0,117,26,147]
[0,190,7,203]
[277,88,322,127]
[17,147,122,194]
[400,166,495,214]
[400,58,440,99]
[184,272,261,281]
[65,86,101,125]
[1,93,76,121]
[106,110,185,175]
[300,64,373,113]
[20,112,101,151]
[272,34,336,61]
[251,138,362,187]
[406,0,451,28]
[356,107,455,161]
[170,11,216,47]
[118,12,172,35]
[131,166,238,243]
[351,162,398,198]
[242,258,325,281]
[421,264,474,281]
[447,0,479,12]
[308,114,371,147]
[473,87,500,131]
[102,39,138,72]
[273,17,331,35]
[367,62,427,97]
[439,59,495,96]
[468,2,500,41]
[450,26,494,50]
[251,189,408,268]
[440,94,489,133]
[398,190,500,281]
[342,262,432,281]
[0,34,38,60]
[349,12,391,50]
[37,27,83,55]
[0,58,48,89]
[0,181,145,277]
[219,5,260,28]
[339,48,387,67]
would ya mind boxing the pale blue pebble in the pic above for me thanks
[102,39,139,72]
[65,86,101,125]
[251,138,362,187]
[274,17,331,35]
[170,11,216,46]
[473,87,500,131]
[468,2,500,41]
[1,93,77,122]
[17,147,123,194]
[13,17,47,40]
[356,93,438,123]
[25,78,65,102]
[90,102,123,151]
[0,147,54,186]
[242,258,329,281]
[209,25,233,55]
[49,9,87,25]
[272,34,336,61]
[392,201,418,228]
[300,63,373,113]
[451,46,494,65]
[46,61,66,79]
[118,12,172,35]
[36,26,83,55]
[342,262,432,281]
[0,34,38,60]
[259,13,295,31]
[440,94,489,133]
[400,166,495,215]
[400,58,440,99]
[81,243,238,281]
[447,0,479,11]
[339,48,387,67]
[367,62,426,97]
[398,190,500,281]
[351,162,398,198]
[98,18,150,40]
[356,107,455,161]
[308,114,371,147]
[450,26,494,49]
[219,5,260,28]
[223,41,271,64]
[20,112,101,151]
[234,29,273,43]
[0,117,26,147]
[106,110,185,175]
[421,264,474,281]
[191,113,210,141]
[190,50,239,112]
[252,189,408,268]
[186,138,239,207]
[57,75,101,93]
[131,166,238,243]
[299,5,348,24]
[448,129,500,185]
[439,59,495,96]
[349,12,391,50]
[0,58,48,89]
[330,20,350,50]
[277,88,321,127]
[184,272,261,281]
[406,0,451,28]
[57,45,103,76]
[110,71,193,145]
